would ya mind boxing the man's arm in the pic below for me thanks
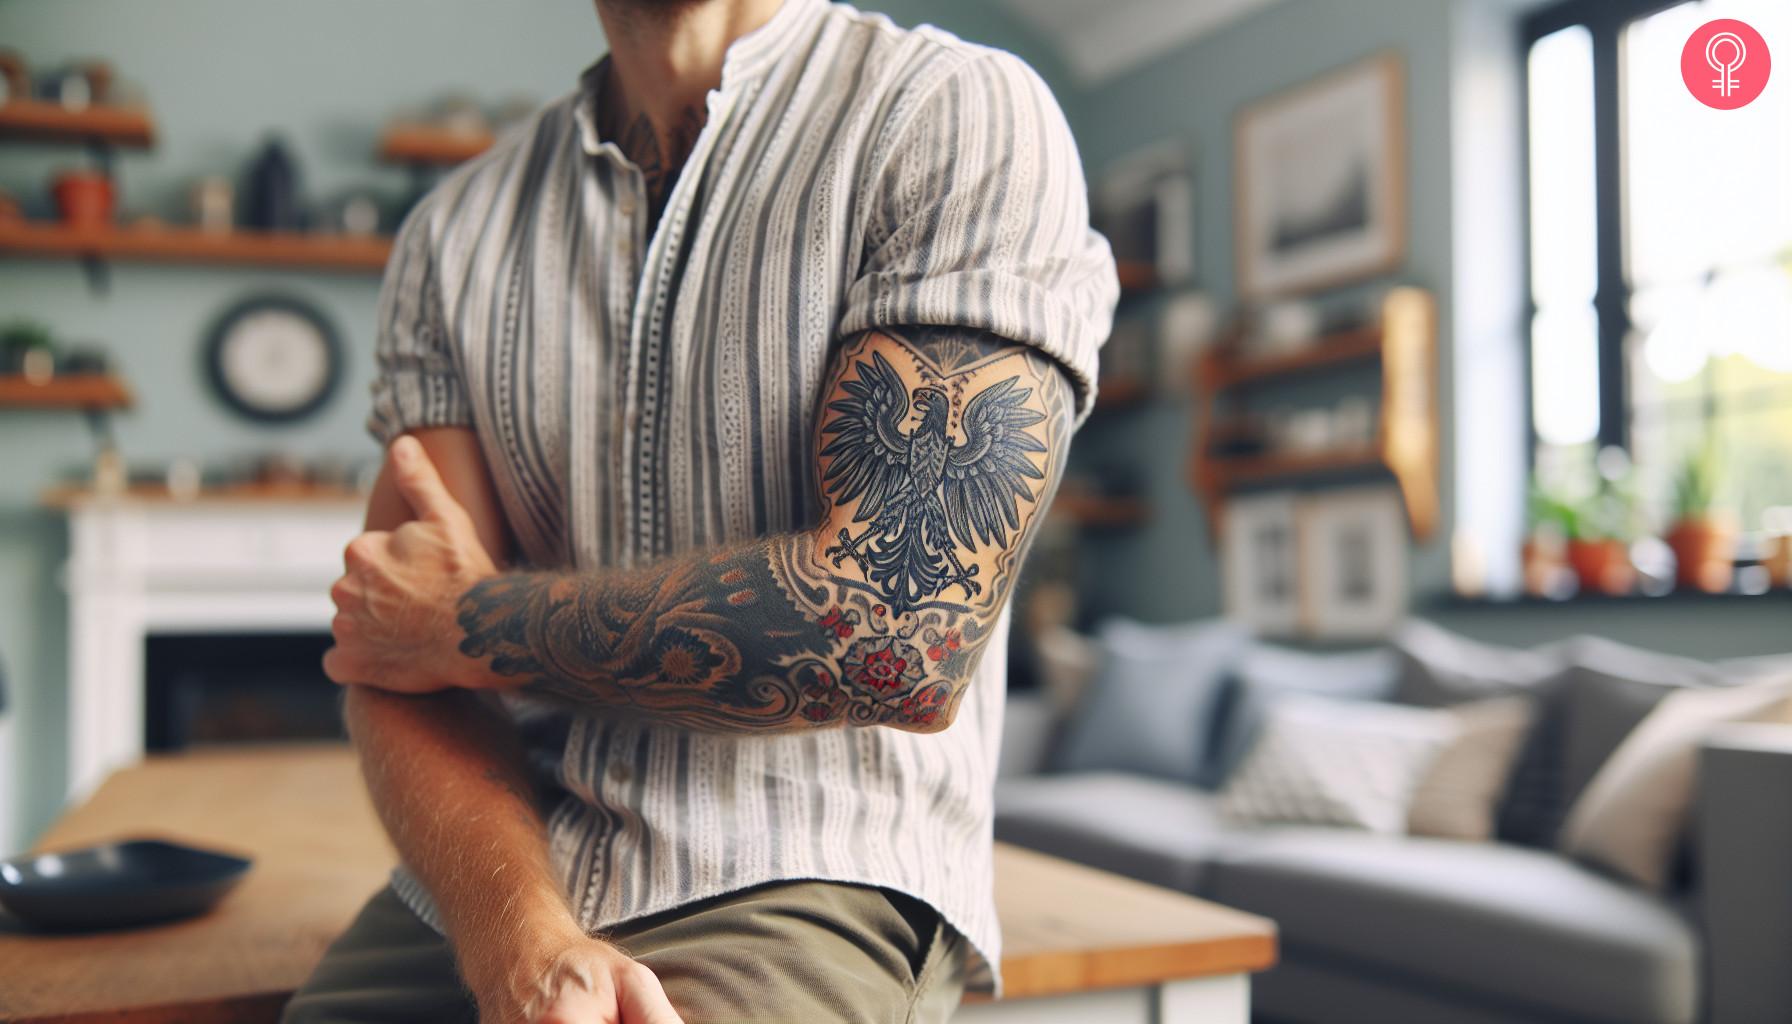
[341,428,680,1024]
[327,326,1074,734]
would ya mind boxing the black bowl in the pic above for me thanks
[0,839,252,931]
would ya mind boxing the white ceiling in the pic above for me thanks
[994,0,1288,84]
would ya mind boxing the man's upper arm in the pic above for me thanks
[798,324,1075,727]
[363,427,511,564]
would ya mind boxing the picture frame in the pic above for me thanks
[1298,486,1409,640]
[1234,52,1406,299]
[1220,492,1302,636]
[1092,139,1197,288]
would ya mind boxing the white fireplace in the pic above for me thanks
[59,494,363,799]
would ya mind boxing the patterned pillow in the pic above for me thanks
[1219,695,1457,834]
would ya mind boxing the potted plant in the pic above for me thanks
[1663,445,1737,593]
[1529,480,1634,597]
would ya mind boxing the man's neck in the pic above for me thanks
[596,0,783,131]
[594,0,783,223]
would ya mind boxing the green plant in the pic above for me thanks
[1670,444,1722,523]
[0,319,54,354]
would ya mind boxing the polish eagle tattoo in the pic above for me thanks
[821,352,1047,614]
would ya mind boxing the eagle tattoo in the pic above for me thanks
[821,352,1047,615]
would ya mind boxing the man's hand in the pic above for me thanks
[324,435,500,693]
[462,924,684,1024]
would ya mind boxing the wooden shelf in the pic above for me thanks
[42,481,364,509]
[1115,260,1159,295]
[0,221,392,273]
[0,374,132,411]
[1204,326,1383,390]
[1208,447,1383,486]
[1051,492,1150,529]
[1188,287,1439,541]
[1093,376,1152,410]
[0,100,155,148]
[377,124,492,166]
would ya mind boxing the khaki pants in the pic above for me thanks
[283,882,967,1024]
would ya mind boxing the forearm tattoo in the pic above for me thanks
[457,328,1073,732]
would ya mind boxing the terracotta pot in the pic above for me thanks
[1566,538,1634,596]
[1665,516,1738,593]
[1766,535,1792,589]
[51,169,115,227]
[1522,535,1568,598]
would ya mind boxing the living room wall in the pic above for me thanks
[1059,0,1459,624]
[0,0,1061,850]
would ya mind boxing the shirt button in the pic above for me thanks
[609,762,631,784]
[629,411,642,429]
[618,198,637,217]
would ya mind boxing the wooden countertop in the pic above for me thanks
[0,746,1275,1021]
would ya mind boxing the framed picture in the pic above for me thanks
[1221,492,1302,636]
[1234,53,1405,299]
[1092,140,1196,287]
[1299,486,1409,640]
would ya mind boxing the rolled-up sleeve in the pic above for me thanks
[367,201,473,446]
[838,49,1119,421]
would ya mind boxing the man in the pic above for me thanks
[285,0,1114,1019]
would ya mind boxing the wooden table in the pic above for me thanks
[0,746,1275,1024]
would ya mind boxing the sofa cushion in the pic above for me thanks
[1209,643,1399,785]
[1049,618,1248,785]
[1391,620,1565,708]
[1218,695,1455,833]
[1501,649,1713,849]
[994,772,1242,893]
[1209,830,1700,1024]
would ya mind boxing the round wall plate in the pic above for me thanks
[204,294,342,423]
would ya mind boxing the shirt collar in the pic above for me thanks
[573,0,828,157]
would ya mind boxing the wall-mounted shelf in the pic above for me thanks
[1115,260,1159,295]
[1202,326,1383,390]
[0,221,392,273]
[377,124,491,166]
[0,101,156,148]
[1189,287,1438,540]
[1051,492,1151,529]
[0,374,133,411]
[1093,376,1152,410]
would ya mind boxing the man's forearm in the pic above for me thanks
[343,430,583,994]
[457,529,980,732]
[346,687,580,959]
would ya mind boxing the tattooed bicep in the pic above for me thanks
[810,327,1073,622]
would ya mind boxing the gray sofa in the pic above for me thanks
[993,620,1792,1024]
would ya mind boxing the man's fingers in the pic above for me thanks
[389,435,467,525]
[616,963,683,1024]
[536,978,620,1024]
[321,646,357,686]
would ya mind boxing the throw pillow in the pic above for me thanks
[1390,619,1566,708]
[1502,645,1712,848]
[1406,697,1535,840]
[1049,618,1250,784]
[1206,643,1399,788]
[1218,695,1456,834]
[1559,676,1792,889]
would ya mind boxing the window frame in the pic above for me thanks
[1520,0,1687,458]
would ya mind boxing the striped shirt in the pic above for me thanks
[368,0,1116,993]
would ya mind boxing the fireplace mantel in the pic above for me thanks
[57,493,362,798]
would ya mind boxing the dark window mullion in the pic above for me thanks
[1591,8,1629,451]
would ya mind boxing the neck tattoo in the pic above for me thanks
[600,69,707,228]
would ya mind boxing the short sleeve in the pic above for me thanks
[838,50,1118,421]
[366,201,474,446]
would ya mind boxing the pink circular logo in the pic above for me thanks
[1681,19,1770,110]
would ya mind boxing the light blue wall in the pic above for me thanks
[0,0,1060,848]
[1060,0,1458,624]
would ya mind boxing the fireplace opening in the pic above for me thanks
[145,632,344,751]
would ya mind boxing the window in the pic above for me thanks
[1524,0,1792,533]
